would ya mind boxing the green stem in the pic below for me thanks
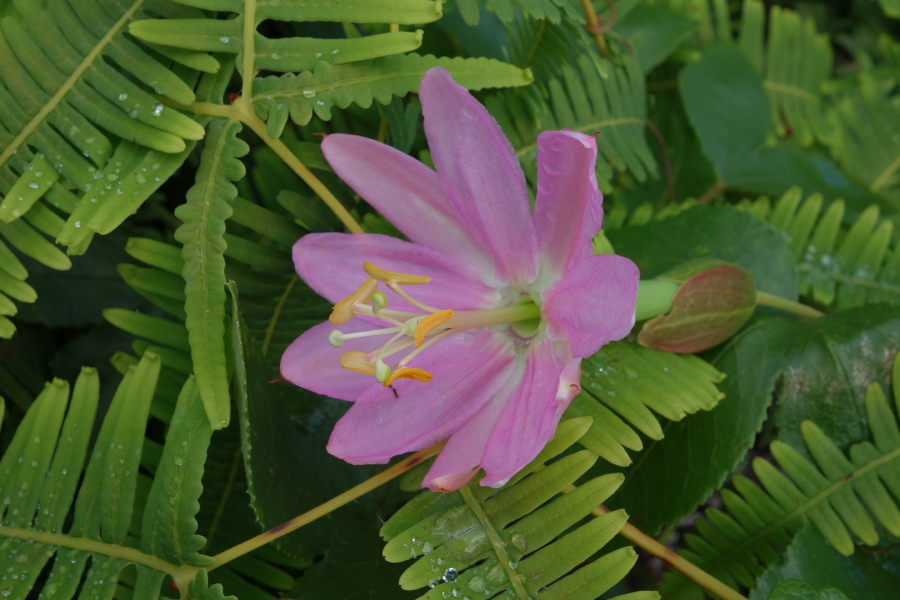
[0,527,178,576]
[635,279,680,321]
[241,0,257,99]
[207,441,444,569]
[756,291,824,319]
[180,100,365,234]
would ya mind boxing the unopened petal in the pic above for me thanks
[420,67,538,287]
[480,340,569,488]
[542,253,640,358]
[294,233,499,312]
[321,133,492,276]
[327,331,517,464]
[533,130,604,285]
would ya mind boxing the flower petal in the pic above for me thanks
[321,134,492,275]
[423,361,526,492]
[420,67,538,286]
[294,232,500,312]
[480,340,569,488]
[542,253,640,358]
[327,331,518,464]
[533,130,604,285]
[280,320,376,401]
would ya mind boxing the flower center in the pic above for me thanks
[327,262,540,386]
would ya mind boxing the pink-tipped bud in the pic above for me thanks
[638,260,756,353]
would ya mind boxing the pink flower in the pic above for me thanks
[280,68,639,492]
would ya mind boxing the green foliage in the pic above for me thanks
[3,1,900,599]
[567,341,724,466]
[489,54,656,192]
[382,418,658,600]
[661,346,900,599]
[738,187,900,309]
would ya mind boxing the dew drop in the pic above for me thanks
[129,108,140,119]
[220,36,230,43]
[422,542,434,555]
[28,182,39,189]
[118,93,128,101]
[511,534,527,552]
[74,221,81,228]
[302,89,316,98]
[83,183,93,191]
[442,568,458,583]
[135,173,146,184]
[152,104,164,117]
[468,577,486,593]
[174,458,183,466]
[10,209,19,217]
[315,52,322,58]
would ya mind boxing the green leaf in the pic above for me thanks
[765,580,851,600]
[606,204,799,299]
[174,118,249,430]
[614,3,695,71]
[253,54,532,137]
[680,44,890,216]
[382,419,655,600]
[567,341,724,467]
[140,375,214,567]
[751,525,900,600]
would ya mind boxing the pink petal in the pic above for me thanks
[293,232,500,312]
[420,67,538,287]
[480,340,570,488]
[423,362,526,492]
[327,330,517,464]
[541,253,640,358]
[533,131,604,285]
[280,320,375,401]
[321,134,493,276]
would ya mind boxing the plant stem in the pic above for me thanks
[0,527,179,576]
[645,119,675,205]
[591,505,750,600]
[241,0,257,99]
[580,0,610,56]
[208,441,444,569]
[696,180,726,204]
[184,100,365,234]
[756,291,824,319]
[232,98,365,233]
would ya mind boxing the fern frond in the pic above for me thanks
[566,341,724,467]
[382,418,658,600]
[661,353,900,600]
[0,353,207,598]
[737,0,833,146]
[477,0,585,25]
[736,187,900,308]
[253,54,533,138]
[826,73,900,196]
[667,0,733,45]
[507,16,597,81]
[0,0,234,337]
[489,54,656,193]
[173,118,249,430]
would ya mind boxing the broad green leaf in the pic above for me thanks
[613,3,695,71]
[765,580,851,600]
[680,44,889,217]
[174,118,249,430]
[751,525,900,600]
[606,204,799,299]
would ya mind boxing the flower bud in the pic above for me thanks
[637,259,756,353]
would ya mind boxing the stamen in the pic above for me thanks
[387,282,441,312]
[414,309,454,347]
[340,351,376,375]
[375,360,392,383]
[363,262,430,285]
[384,367,433,386]
[330,278,377,324]
[372,291,388,315]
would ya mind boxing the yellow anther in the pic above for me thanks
[414,310,455,347]
[363,262,430,285]
[339,351,376,375]
[330,277,377,324]
[384,367,434,386]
